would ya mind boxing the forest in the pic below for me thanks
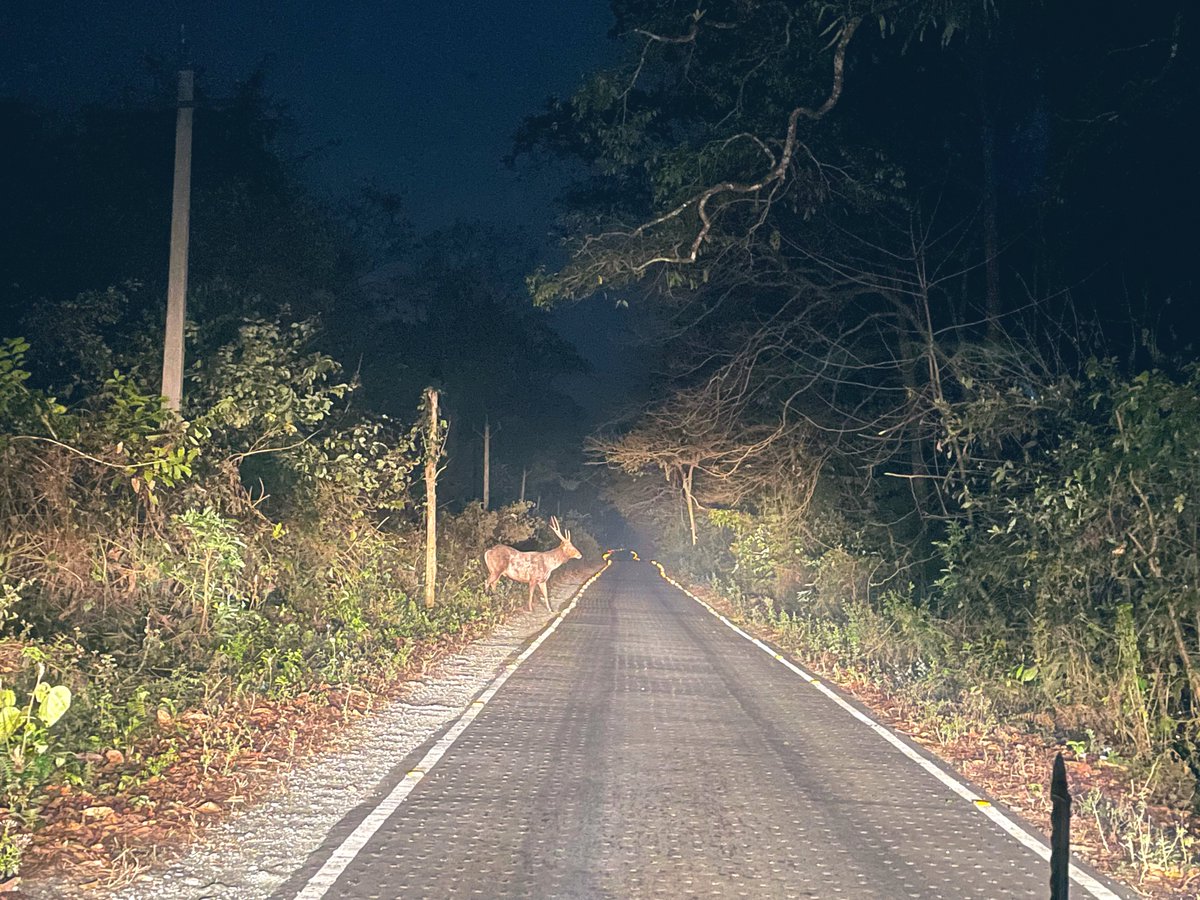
[528,0,1200,890]
[1,0,1199,893]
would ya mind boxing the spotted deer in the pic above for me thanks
[484,516,582,612]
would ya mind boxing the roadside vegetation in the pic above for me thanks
[0,320,597,883]
[518,1,1200,894]
[0,76,596,883]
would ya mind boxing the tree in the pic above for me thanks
[590,340,820,544]
[519,0,1198,557]
[517,1,998,303]
[348,223,589,504]
[509,1,1010,556]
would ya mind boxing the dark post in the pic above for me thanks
[1050,752,1071,899]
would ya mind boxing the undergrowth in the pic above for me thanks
[0,319,586,879]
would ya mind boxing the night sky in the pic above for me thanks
[0,0,615,228]
[1,0,652,420]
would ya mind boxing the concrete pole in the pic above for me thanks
[482,417,490,510]
[161,68,194,411]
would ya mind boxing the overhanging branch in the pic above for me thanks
[626,16,861,273]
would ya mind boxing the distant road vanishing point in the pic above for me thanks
[281,553,1129,899]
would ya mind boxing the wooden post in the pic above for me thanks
[423,388,440,609]
[482,417,490,510]
[161,67,194,411]
[1050,752,1071,900]
[684,463,698,546]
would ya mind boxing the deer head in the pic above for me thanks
[549,516,582,561]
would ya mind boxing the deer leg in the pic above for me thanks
[539,580,551,612]
[527,581,536,612]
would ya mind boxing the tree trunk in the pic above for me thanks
[974,59,1003,340]
[980,98,1002,335]
[423,388,440,609]
[519,467,527,504]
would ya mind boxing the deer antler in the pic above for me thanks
[549,516,566,541]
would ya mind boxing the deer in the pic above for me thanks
[484,516,582,612]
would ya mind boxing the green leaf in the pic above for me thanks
[0,706,23,741]
[37,685,71,728]
[0,689,15,709]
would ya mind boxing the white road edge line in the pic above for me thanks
[650,561,1123,900]
[294,562,612,900]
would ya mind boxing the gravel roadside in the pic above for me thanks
[24,564,599,900]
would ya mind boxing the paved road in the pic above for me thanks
[280,556,1127,899]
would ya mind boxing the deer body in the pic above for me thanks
[485,517,581,612]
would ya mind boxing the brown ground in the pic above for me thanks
[6,605,534,894]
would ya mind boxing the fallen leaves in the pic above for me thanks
[13,607,511,893]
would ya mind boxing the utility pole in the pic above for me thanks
[161,54,195,412]
[481,417,490,510]
[423,388,440,609]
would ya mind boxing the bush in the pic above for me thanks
[608,355,1200,800]
[937,362,1200,769]
[0,314,539,872]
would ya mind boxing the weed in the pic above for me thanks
[0,662,73,813]
[1078,787,1200,883]
[0,819,30,880]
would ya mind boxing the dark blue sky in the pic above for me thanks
[1,1,650,409]
[0,0,615,229]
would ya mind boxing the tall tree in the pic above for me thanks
[350,223,588,504]
[518,0,1197,556]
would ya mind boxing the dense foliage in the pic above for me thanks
[0,74,596,877]
[520,0,1200,844]
[0,324,572,876]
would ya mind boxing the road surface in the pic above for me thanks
[279,554,1128,899]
